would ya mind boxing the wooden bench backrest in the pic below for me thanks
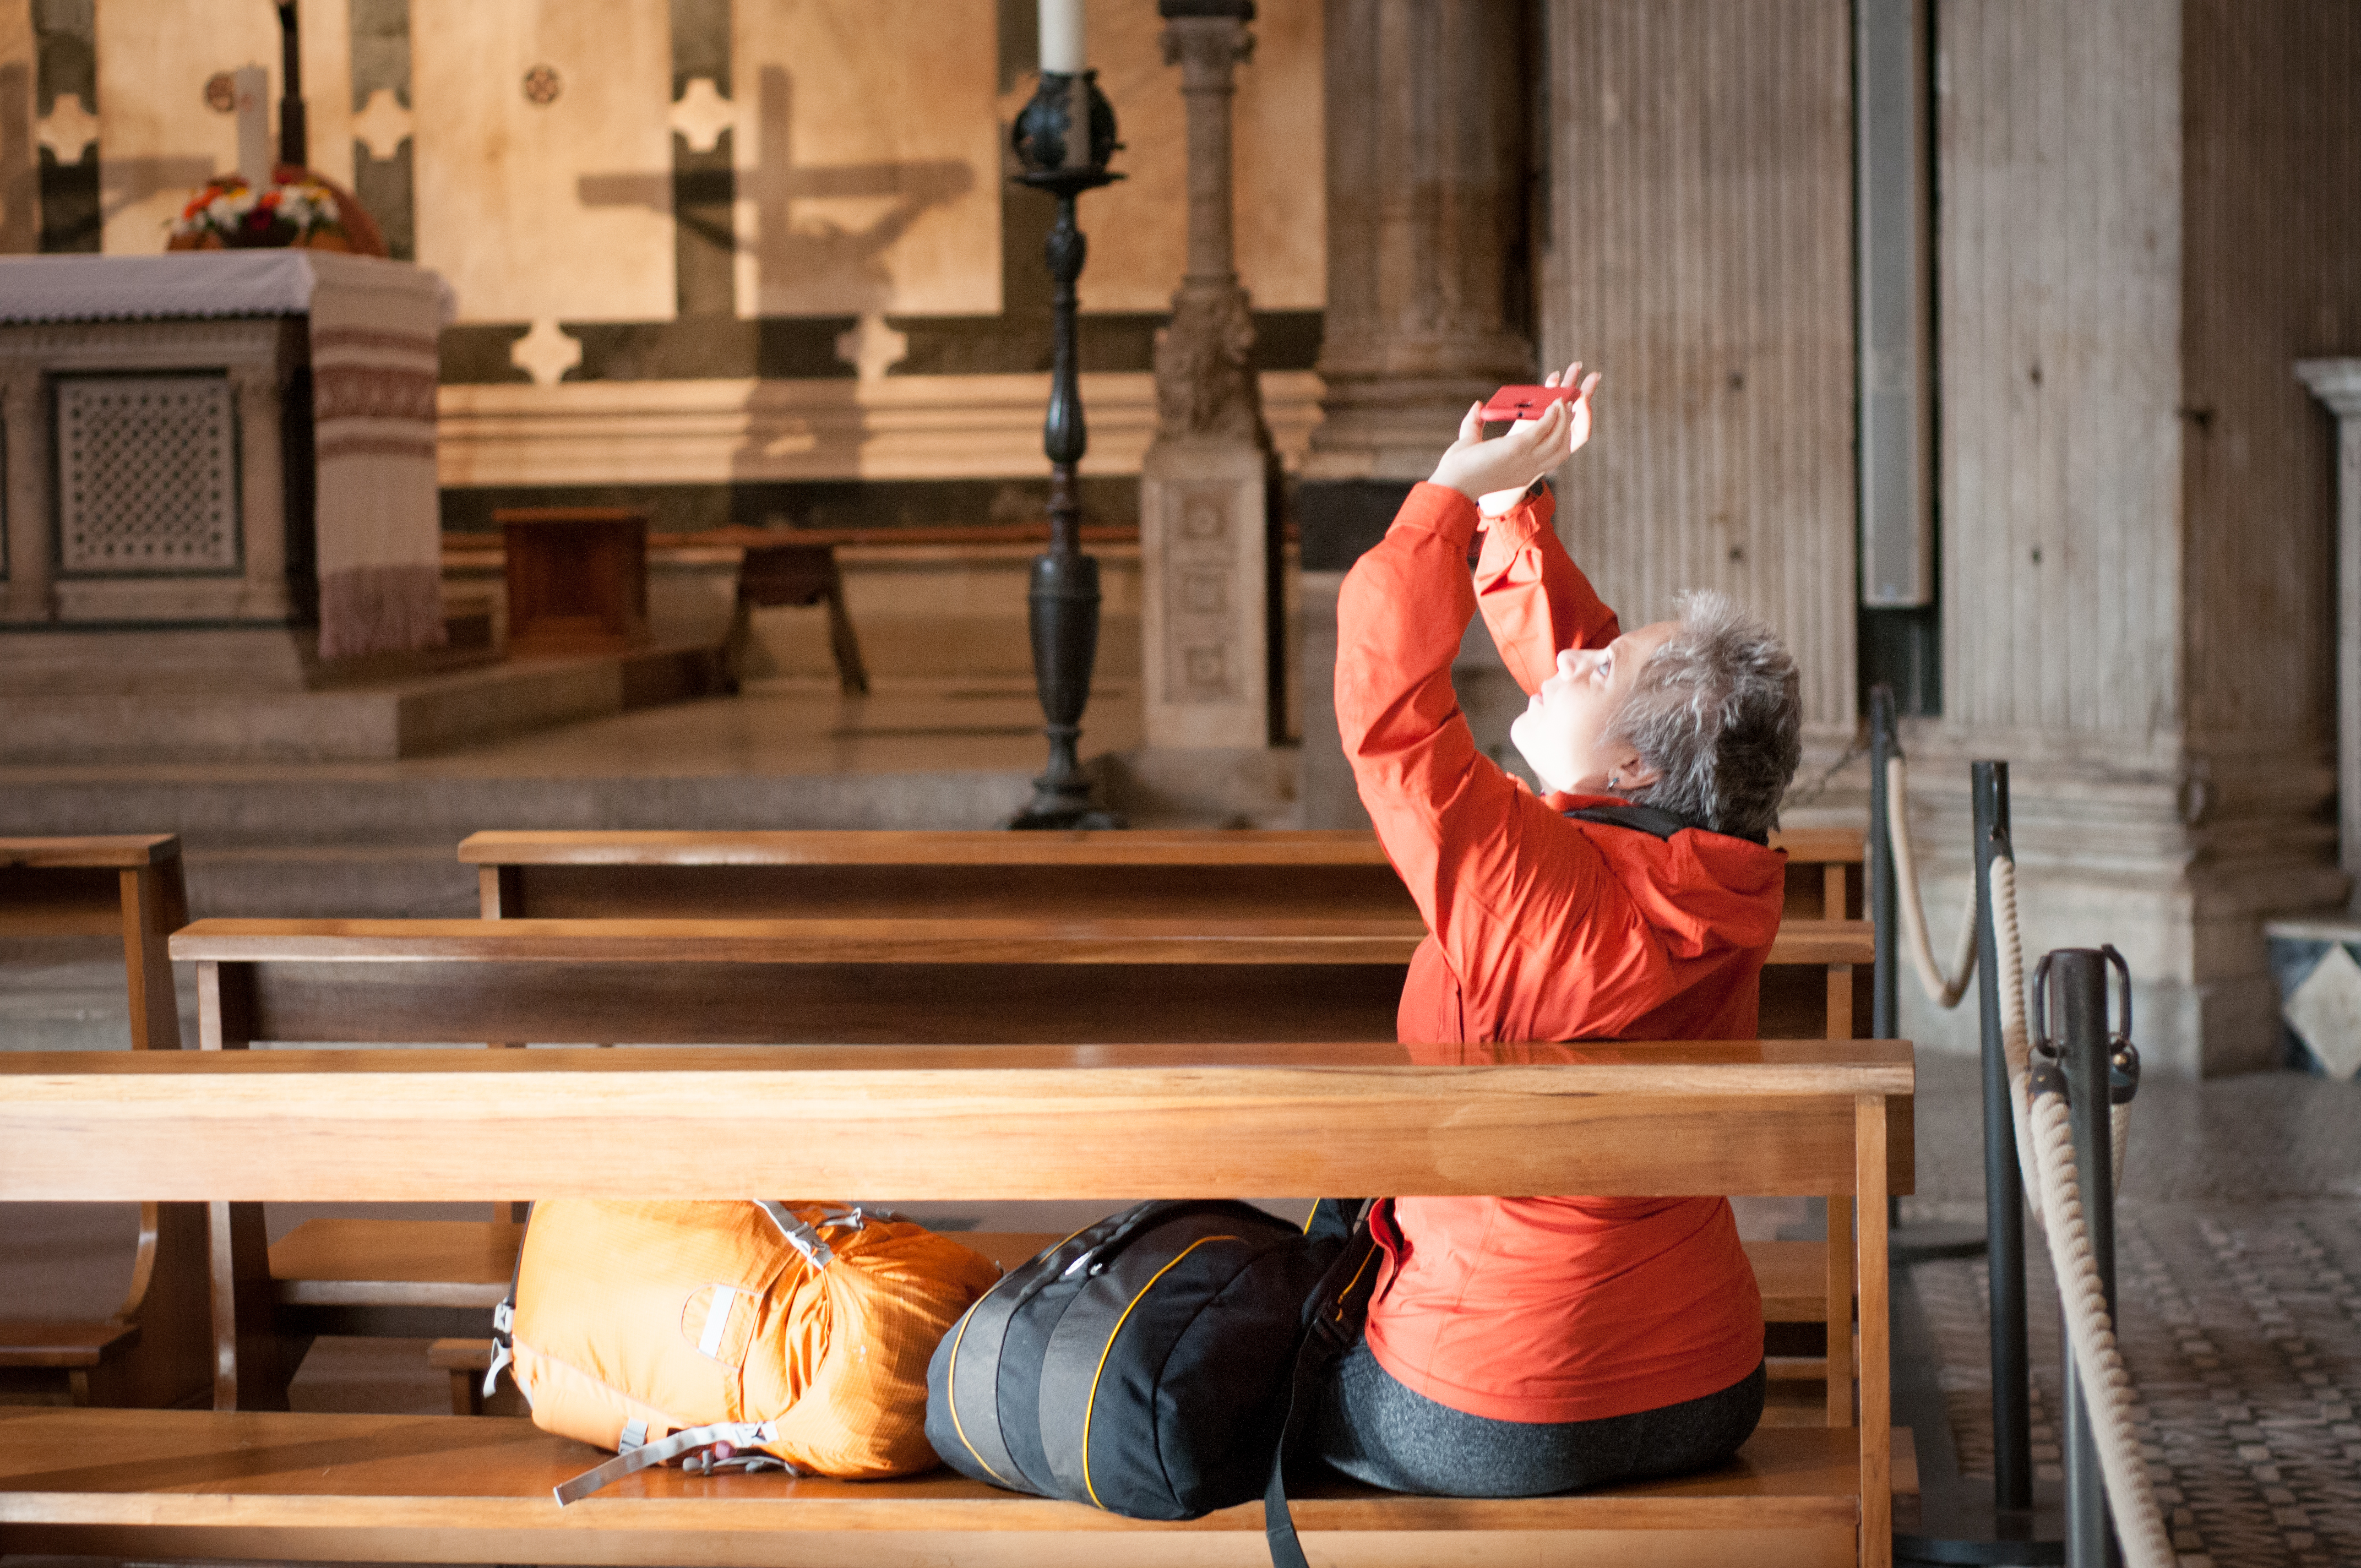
[0,1041,1908,1200]
[461,827,1865,922]
[172,915,1875,1046]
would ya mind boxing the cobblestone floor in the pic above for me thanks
[1908,1198,2361,1568]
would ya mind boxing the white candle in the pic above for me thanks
[1039,0,1086,74]
[233,64,271,186]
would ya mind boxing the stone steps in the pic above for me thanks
[0,639,727,764]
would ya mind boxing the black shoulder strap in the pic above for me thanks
[1264,1205,1385,1568]
[1562,801,1769,848]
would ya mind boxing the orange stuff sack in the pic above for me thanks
[496,1201,1002,1502]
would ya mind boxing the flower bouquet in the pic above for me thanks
[167,166,388,255]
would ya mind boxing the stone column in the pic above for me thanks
[1305,0,1532,494]
[1140,2,1279,750]
[1298,0,1532,825]
[1538,0,1859,757]
[1892,0,2361,1077]
[2297,360,2361,902]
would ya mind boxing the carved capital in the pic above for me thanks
[1160,16,1253,91]
[1154,281,1265,444]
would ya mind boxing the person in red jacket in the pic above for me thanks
[1314,364,1804,1497]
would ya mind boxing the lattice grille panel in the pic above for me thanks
[56,375,238,574]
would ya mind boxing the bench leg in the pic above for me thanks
[210,1201,306,1412]
[821,562,869,697]
[1856,1096,1892,1568]
[119,861,187,1053]
[717,598,757,694]
[448,1367,485,1417]
[198,963,302,1410]
[83,1201,213,1409]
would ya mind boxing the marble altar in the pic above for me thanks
[0,250,450,676]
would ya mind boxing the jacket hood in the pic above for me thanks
[1545,792,1786,961]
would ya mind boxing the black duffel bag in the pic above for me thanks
[925,1196,1377,1566]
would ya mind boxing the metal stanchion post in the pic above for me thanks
[1973,760,2034,1517]
[2039,949,2125,1568]
[1895,761,2062,1567]
[1872,687,1899,1040]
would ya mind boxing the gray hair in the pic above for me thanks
[1608,590,1803,840]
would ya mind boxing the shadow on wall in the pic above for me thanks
[570,63,982,494]
[97,155,213,233]
[572,63,973,315]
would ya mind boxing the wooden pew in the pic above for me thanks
[455,824,1867,1420]
[0,836,208,1411]
[175,914,1874,1047]
[170,913,1883,1414]
[0,1040,1913,1568]
[0,835,186,1049]
[461,825,1866,923]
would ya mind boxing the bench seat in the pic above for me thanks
[0,1322,138,1368]
[0,1407,1912,1568]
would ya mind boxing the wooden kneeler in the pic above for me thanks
[0,1040,1912,1568]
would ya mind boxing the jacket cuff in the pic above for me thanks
[1483,481,1558,545]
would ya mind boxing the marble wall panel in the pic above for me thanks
[410,0,673,324]
[732,0,1003,319]
[95,0,353,255]
[1935,0,2183,740]
[1541,0,1857,736]
[1083,0,1324,313]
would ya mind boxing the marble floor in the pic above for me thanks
[1895,1052,2361,1568]
[0,671,1144,786]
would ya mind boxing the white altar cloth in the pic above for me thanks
[0,253,453,658]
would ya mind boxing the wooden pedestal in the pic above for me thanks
[496,508,650,657]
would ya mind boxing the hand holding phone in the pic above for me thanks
[1480,384,1580,424]
[1430,364,1601,504]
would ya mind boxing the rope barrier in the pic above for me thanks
[1886,756,1980,1007]
[1883,754,2165,1566]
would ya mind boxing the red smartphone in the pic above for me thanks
[1481,384,1579,423]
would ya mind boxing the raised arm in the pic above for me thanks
[1473,485,1622,696]
[1336,484,1602,977]
[1335,394,1623,999]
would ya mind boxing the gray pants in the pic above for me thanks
[1309,1337,1766,1498]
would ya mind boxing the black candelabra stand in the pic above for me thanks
[1006,70,1125,830]
[275,2,307,167]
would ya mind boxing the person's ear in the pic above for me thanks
[1607,747,1658,794]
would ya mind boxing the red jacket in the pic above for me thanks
[1335,481,1780,1423]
